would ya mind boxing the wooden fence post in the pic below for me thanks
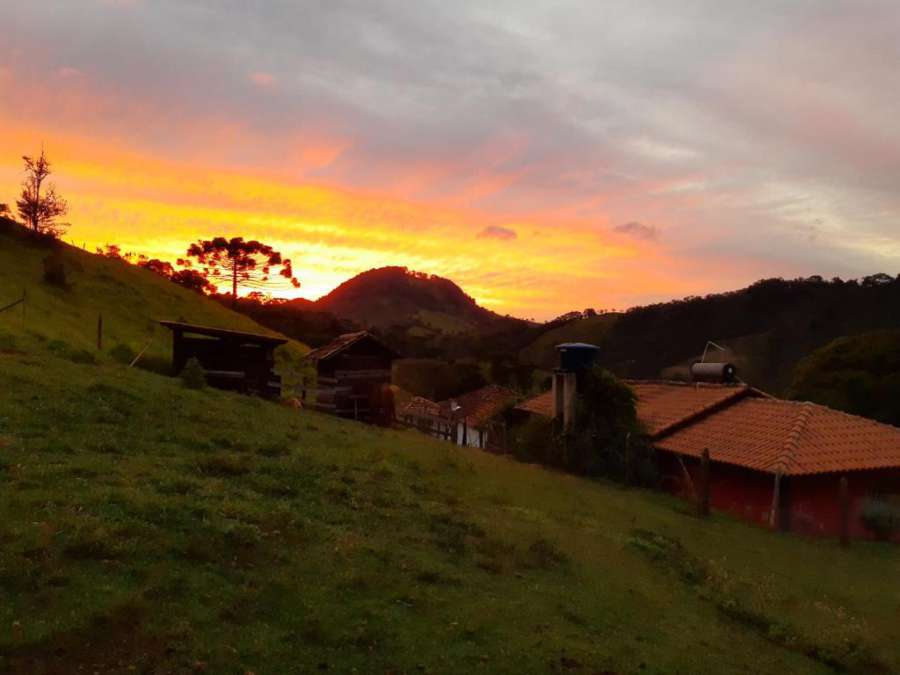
[97,313,103,350]
[769,471,782,529]
[698,447,710,517]
[839,475,850,548]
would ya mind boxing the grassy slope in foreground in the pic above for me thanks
[0,224,308,380]
[1,346,899,673]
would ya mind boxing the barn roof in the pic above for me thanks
[158,321,287,346]
[305,330,399,363]
[439,384,517,428]
[656,398,900,475]
[515,380,761,437]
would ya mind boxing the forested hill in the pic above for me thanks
[588,274,900,394]
[313,266,519,331]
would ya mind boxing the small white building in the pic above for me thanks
[401,385,516,450]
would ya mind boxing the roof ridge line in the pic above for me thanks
[776,403,814,474]
[651,385,751,440]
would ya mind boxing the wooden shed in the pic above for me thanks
[305,331,399,424]
[159,321,286,398]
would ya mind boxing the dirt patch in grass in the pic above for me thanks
[0,603,187,674]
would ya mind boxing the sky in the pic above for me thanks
[1,1,898,319]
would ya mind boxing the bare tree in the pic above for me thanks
[17,149,68,237]
[185,236,300,307]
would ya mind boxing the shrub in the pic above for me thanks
[42,251,67,286]
[180,357,206,390]
[509,416,557,465]
[860,498,900,540]
[109,343,136,365]
[509,366,658,486]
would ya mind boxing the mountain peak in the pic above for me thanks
[314,266,493,329]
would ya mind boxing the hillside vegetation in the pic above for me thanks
[520,313,620,369]
[518,276,900,396]
[0,219,308,383]
[315,266,506,331]
[1,229,899,673]
[789,330,900,426]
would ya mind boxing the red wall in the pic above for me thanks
[658,451,900,541]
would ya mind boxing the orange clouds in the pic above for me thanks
[0,56,711,319]
[0,114,683,317]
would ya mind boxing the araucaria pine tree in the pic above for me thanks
[185,237,300,307]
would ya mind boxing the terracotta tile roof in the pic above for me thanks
[439,384,517,428]
[514,380,757,437]
[399,396,443,419]
[657,398,900,475]
[516,390,554,417]
[305,331,399,363]
[627,381,756,437]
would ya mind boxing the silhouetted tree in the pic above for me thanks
[185,237,299,308]
[97,244,135,261]
[17,149,68,237]
[0,203,9,217]
[171,269,215,294]
[136,257,215,294]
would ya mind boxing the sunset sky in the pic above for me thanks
[1,1,898,319]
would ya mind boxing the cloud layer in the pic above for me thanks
[1,1,898,317]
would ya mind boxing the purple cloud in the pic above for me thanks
[614,222,659,241]
[477,225,517,241]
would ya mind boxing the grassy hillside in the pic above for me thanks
[2,338,900,673]
[1,228,899,673]
[0,222,308,385]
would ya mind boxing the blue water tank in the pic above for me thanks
[556,342,600,372]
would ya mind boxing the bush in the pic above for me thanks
[508,366,658,486]
[109,343,136,365]
[860,498,900,540]
[42,251,67,287]
[180,357,207,390]
[510,416,557,465]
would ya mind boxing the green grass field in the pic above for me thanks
[1,229,899,674]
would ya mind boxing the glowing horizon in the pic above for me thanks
[2,2,898,320]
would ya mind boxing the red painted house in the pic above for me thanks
[516,377,900,541]
[655,394,900,540]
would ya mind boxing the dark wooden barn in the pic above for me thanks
[159,321,286,398]
[305,331,399,424]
